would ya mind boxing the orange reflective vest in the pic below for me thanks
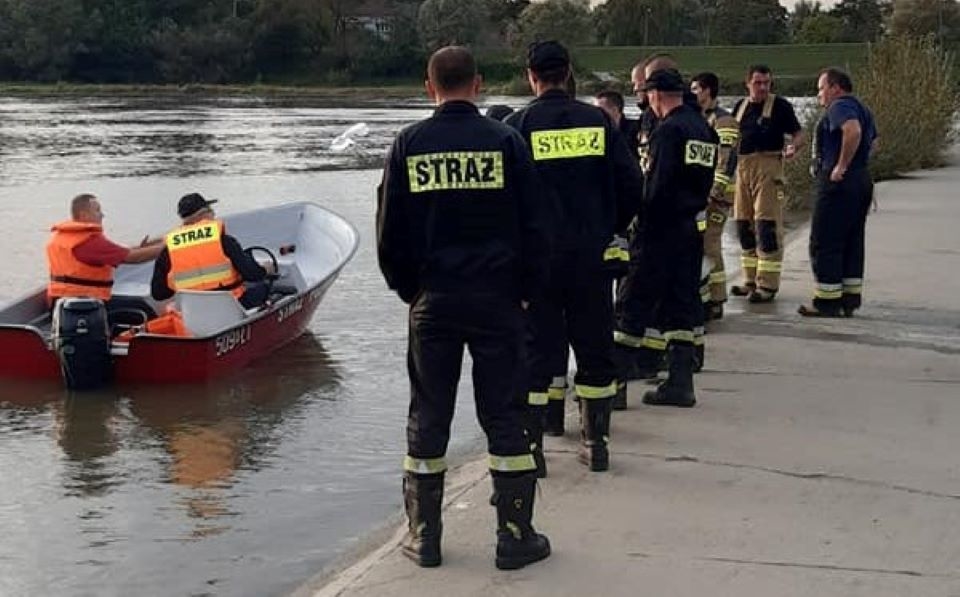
[46,221,115,303]
[165,219,243,298]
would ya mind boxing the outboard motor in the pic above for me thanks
[52,298,113,390]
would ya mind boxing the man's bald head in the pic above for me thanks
[644,54,678,79]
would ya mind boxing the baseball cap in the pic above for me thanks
[177,192,218,218]
[642,69,686,92]
[527,41,570,73]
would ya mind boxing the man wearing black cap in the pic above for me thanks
[619,68,718,408]
[377,45,552,571]
[505,40,643,474]
[150,193,270,309]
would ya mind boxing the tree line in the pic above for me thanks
[0,0,957,84]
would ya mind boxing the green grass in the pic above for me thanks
[572,43,868,80]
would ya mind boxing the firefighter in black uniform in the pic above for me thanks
[619,68,718,408]
[506,41,642,473]
[377,46,551,571]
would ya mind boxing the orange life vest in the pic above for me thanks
[46,221,115,303]
[165,219,243,298]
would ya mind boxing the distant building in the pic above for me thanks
[343,0,411,41]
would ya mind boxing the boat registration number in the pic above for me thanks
[215,325,252,357]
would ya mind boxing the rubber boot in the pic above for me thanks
[544,398,565,437]
[401,471,444,567]
[491,473,551,570]
[526,405,547,478]
[642,343,697,408]
[612,379,627,411]
[578,397,611,471]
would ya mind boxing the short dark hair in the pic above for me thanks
[691,72,719,100]
[819,67,853,92]
[71,193,97,219]
[427,46,477,92]
[596,90,624,112]
[747,64,772,78]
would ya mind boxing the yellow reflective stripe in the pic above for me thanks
[685,140,718,167]
[489,453,536,472]
[842,278,863,286]
[614,330,644,348]
[814,289,843,299]
[404,455,447,474]
[709,271,726,283]
[575,382,617,400]
[843,285,863,295]
[756,259,782,273]
[642,336,667,351]
[171,264,235,287]
[697,220,707,232]
[527,391,549,406]
[406,151,505,192]
[551,375,567,388]
[714,172,731,186]
[603,246,630,262]
[531,127,605,160]
[842,278,863,294]
[547,387,565,401]
[717,128,739,146]
[664,330,696,343]
[693,326,705,346]
[741,256,758,268]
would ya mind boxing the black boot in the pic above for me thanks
[612,379,627,411]
[544,398,565,437]
[693,343,704,373]
[578,398,611,471]
[526,405,547,478]
[491,473,551,570]
[401,471,444,567]
[642,343,697,408]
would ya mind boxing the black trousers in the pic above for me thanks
[616,220,703,347]
[527,250,615,398]
[809,169,873,311]
[406,290,530,462]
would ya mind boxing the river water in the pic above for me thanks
[0,92,810,597]
[0,92,541,597]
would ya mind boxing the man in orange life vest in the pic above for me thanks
[47,193,164,308]
[150,193,271,309]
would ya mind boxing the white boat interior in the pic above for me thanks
[0,202,359,340]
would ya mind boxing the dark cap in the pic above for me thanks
[486,104,515,121]
[527,40,570,73]
[177,192,218,218]
[642,68,686,93]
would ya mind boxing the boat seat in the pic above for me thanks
[174,290,247,337]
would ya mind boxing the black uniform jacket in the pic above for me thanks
[377,100,552,305]
[505,89,643,254]
[644,103,720,226]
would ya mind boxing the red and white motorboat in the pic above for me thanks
[0,202,358,387]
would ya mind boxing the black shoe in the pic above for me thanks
[578,398,611,471]
[401,471,444,567]
[641,343,697,408]
[544,399,565,437]
[704,301,724,321]
[492,474,551,570]
[798,304,844,318]
[730,283,755,297]
[748,289,777,304]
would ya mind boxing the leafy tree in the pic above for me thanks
[250,0,331,74]
[890,0,960,42]
[0,0,88,80]
[515,0,593,47]
[417,0,488,50]
[831,0,888,41]
[794,13,845,42]
[712,0,788,44]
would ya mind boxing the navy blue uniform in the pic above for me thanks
[809,95,877,314]
[377,100,552,475]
